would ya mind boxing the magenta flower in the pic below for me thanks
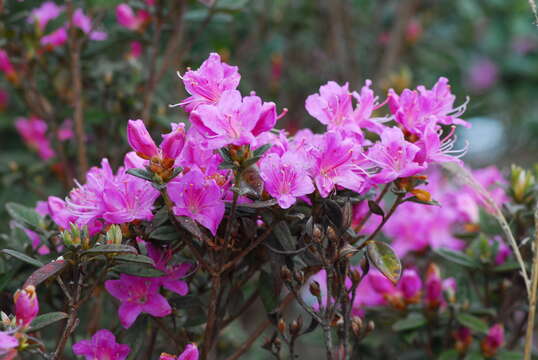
[128,41,143,59]
[46,196,76,230]
[174,52,241,113]
[481,324,504,357]
[467,58,498,93]
[0,50,15,79]
[352,79,387,134]
[14,285,39,328]
[167,168,225,236]
[259,152,315,208]
[72,329,130,360]
[424,264,443,309]
[127,119,185,160]
[305,81,355,131]
[41,27,68,47]
[161,123,187,160]
[308,131,368,197]
[399,269,422,302]
[366,126,425,184]
[105,274,172,329]
[116,4,150,31]
[27,1,63,31]
[147,243,192,296]
[0,332,18,359]
[190,90,278,149]
[414,123,466,165]
[160,344,199,360]
[72,9,107,41]
[15,116,55,160]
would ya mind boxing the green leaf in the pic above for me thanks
[258,270,279,313]
[435,248,480,268]
[218,147,233,163]
[464,351,485,360]
[366,241,402,284]
[496,350,524,360]
[493,261,522,272]
[1,249,43,267]
[456,313,489,334]
[367,200,384,217]
[150,226,180,241]
[439,350,460,360]
[114,254,155,265]
[252,144,272,158]
[6,203,43,231]
[273,221,295,251]
[29,312,68,332]
[392,313,427,331]
[24,260,67,288]
[82,244,137,255]
[175,216,206,240]
[126,168,153,182]
[112,263,165,278]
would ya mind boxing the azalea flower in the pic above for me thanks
[481,324,504,357]
[127,119,186,160]
[14,285,39,328]
[72,329,130,360]
[15,116,55,160]
[160,343,199,360]
[167,168,225,236]
[147,243,192,296]
[41,27,68,47]
[105,274,172,329]
[72,9,107,41]
[116,4,150,31]
[27,1,63,31]
[0,332,18,360]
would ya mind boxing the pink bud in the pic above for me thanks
[127,41,143,59]
[14,285,39,327]
[399,269,422,301]
[116,4,138,30]
[425,264,442,308]
[0,50,16,81]
[481,324,504,357]
[41,27,68,48]
[161,123,186,160]
[179,344,199,360]
[127,119,159,159]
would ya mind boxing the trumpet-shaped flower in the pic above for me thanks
[105,274,172,329]
[147,243,191,296]
[167,168,225,236]
[175,52,241,113]
[41,26,68,47]
[259,151,315,208]
[72,329,131,360]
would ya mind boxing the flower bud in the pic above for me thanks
[425,263,442,309]
[309,281,321,298]
[290,316,302,336]
[14,285,39,328]
[366,320,375,333]
[400,269,422,303]
[61,230,73,246]
[277,318,286,334]
[454,327,472,354]
[106,225,123,245]
[280,266,292,283]
[127,119,159,159]
[294,271,304,285]
[442,278,457,304]
[161,123,186,160]
[481,324,504,358]
[350,269,361,286]
[510,165,535,204]
[351,316,363,338]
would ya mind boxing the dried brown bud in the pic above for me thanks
[366,320,375,333]
[313,225,323,243]
[351,316,363,338]
[327,226,338,242]
[294,271,305,284]
[290,316,302,336]
[280,266,292,283]
[277,318,286,334]
[350,269,362,285]
[360,257,370,275]
[309,281,321,298]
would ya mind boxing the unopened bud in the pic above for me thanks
[106,225,123,245]
[366,320,375,333]
[69,222,81,245]
[360,257,370,275]
[294,271,304,284]
[280,266,292,283]
[309,281,321,298]
[351,316,363,337]
[313,225,322,243]
[290,316,302,336]
[326,226,338,242]
[511,165,535,203]
[61,230,73,246]
[350,269,361,285]
[277,318,286,334]
[14,285,39,328]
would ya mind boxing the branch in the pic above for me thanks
[524,208,538,359]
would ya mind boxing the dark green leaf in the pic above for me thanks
[367,200,384,217]
[152,207,170,227]
[126,168,153,182]
[1,249,43,267]
[496,350,524,360]
[366,241,401,284]
[238,199,277,209]
[29,312,68,332]
[24,260,67,287]
[6,203,43,231]
[114,254,155,265]
[323,200,343,229]
[82,244,137,255]
[439,350,460,360]
[175,216,205,240]
[456,313,489,334]
[150,225,180,241]
[435,248,480,268]
[112,263,165,278]
[273,221,295,251]
[493,261,522,272]
[258,270,279,313]
[218,147,233,163]
[252,144,272,158]
[404,196,441,206]
[392,313,427,331]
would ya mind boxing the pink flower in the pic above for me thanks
[400,269,422,301]
[14,285,39,328]
[424,264,443,309]
[367,126,425,184]
[72,329,130,360]
[105,274,172,329]
[57,119,74,141]
[0,332,18,359]
[481,324,504,357]
[72,9,107,41]
[160,344,199,360]
[190,90,278,149]
[259,152,315,208]
[167,168,225,236]
[15,116,55,160]
[127,41,143,59]
[27,2,63,31]
[46,196,76,229]
[0,50,16,81]
[174,52,241,113]
[414,123,466,165]
[467,58,498,92]
[127,119,185,160]
[116,4,150,31]
[147,243,191,296]
[40,27,68,47]
[308,131,368,197]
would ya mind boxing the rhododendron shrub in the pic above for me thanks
[0,51,535,359]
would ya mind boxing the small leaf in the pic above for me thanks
[273,221,294,251]
[493,261,522,273]
[112,263,165,278]
[496,350,524,360]
[342,201,353,229]
[82,244,137,255]
[126,168,154,181]
[323,200,343,230]
[237,199,277,209]
[439,350,460,360]
[435,248,480,268]
[150,226,180,241]
[252,144,272,158]
[392,313,427,331]
[367,200,385,217]
[175,216,205,240]
[114,254,155,265]
[24,260,67,288]
[6,203,43,231]
[29,312,68,331]
[404,196,441,206]
[366,241,401,284]
[152,207,170,227]
[456,313,489,334]
[258,270,279,313]
[1,249,44,267]
[218,147,233,163]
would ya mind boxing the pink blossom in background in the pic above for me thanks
[147,243,192,296]
[14,285,39,327]
[72,9,107,41]
[0,332,18,360]
[128,41,143,59]
[481,324,504,357]
[467,58,498,92]
[167,167,224,236]
[259,151,315,208]
[40,26,68,47]
[27,1,63,31]
[116,4,151,31]
[72,329,130,360]
[127,119,185,160]
[105,274,171,329]
[174,52,241,113]
[160,344,199,360]
[57,119,74,141]
[15,116,55,160]
[0,50,16,79]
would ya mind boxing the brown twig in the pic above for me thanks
[201,274,222,360]
[524,208,538,359]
